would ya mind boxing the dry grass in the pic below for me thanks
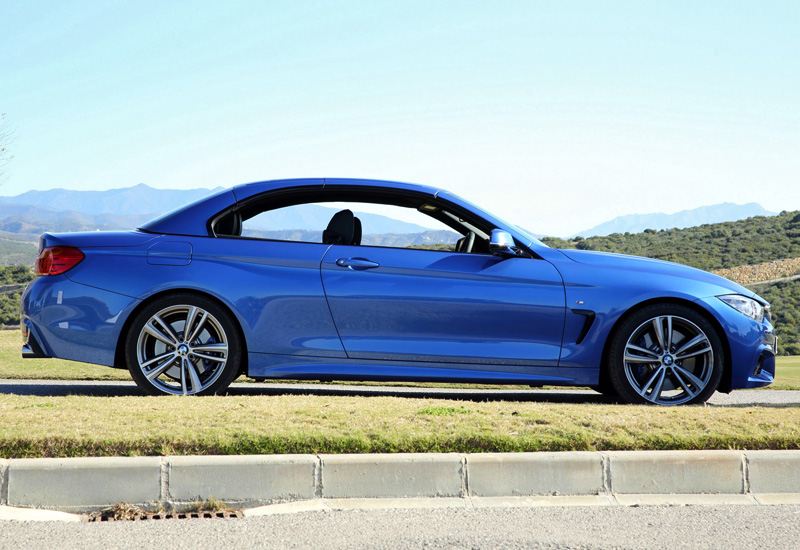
[86,497,233,521]
[1,393,799,458]
[713,257,800,285]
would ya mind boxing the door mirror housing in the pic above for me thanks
[489,229,518,257]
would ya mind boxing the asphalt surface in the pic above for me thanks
[2,504,799,549]
[1,379,798,406]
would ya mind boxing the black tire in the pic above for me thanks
[125,293,242,396]
[588,381,619,399]
[606,304,724,405]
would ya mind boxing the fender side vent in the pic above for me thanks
[571,309,596,345]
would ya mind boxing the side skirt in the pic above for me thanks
[247,352,599,386]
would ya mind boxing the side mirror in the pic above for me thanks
[489,229,518,257]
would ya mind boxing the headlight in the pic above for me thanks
[718,294,766,321]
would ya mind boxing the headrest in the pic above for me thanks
[322,209,355,245]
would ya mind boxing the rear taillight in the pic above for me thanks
[35,246,85,276]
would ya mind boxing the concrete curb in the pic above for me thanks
[2,450,800,513]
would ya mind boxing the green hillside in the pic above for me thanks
[542,210,800,271]
[0,237,37,267]
[757,282,800,355]
[0,266,35,327]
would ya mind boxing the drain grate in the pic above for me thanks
[85,510,243,522]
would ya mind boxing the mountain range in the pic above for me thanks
[575,202,776,237]
[0,184,225,217]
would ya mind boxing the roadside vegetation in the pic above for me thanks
[541,210,800,271]
[0,265,34,326]
[0,237,37,267]
[1,393,799,458]
[757,281,800,355]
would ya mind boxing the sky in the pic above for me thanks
[1,1,798,237]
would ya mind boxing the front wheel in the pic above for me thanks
[125,294,242,396]
[606,304,724,405]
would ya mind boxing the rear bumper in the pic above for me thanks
[20,275,139,367]
[21,318,49,358]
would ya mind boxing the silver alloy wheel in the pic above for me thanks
[135,304,229,396]
[622,315,714,405]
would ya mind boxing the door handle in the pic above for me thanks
[335,258,380,270]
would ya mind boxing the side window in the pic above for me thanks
[241,202,463,251]
[241,204,328,243]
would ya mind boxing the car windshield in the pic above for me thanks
[442,191,548,248]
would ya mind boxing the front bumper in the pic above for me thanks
[696,296,777,390]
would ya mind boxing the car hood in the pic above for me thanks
[557,249,761,301]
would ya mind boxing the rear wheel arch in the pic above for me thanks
[114,289,249,376]
[599,297,732,400]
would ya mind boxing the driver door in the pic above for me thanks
[320,245,565,366]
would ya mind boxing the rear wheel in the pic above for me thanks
[606,304,724,405]
[125,294,242,396]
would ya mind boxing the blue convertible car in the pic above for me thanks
[21,178,776,404]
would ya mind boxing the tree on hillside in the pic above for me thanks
[0,113,14,183]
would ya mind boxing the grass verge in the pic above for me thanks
[772,355,800,389]
[1,394,799,458]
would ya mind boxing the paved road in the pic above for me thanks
[1,379,798,406]
[2,504,799,549]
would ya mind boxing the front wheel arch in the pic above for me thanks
[599,298,732,401]
[114,289,248,377]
